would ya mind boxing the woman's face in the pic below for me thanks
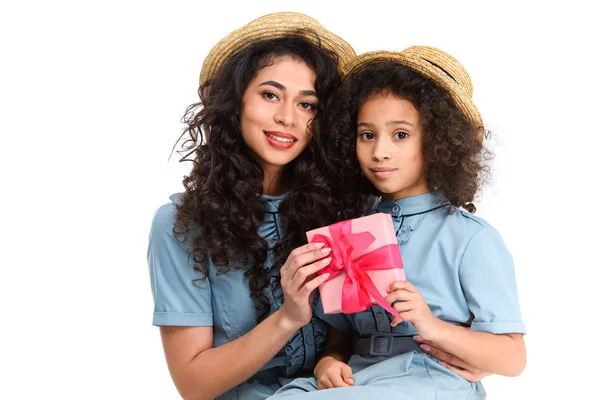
[356,94,429,200]
[240,56,318,174]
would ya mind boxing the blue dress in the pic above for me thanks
[268,192,526,399]
[148,193,328,400]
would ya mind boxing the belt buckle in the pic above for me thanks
[369,333,394,357]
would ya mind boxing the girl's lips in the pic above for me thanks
[370,168,397,178]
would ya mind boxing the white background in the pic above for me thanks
[1,0,598,398]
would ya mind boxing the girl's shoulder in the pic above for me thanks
[443,207,504,243]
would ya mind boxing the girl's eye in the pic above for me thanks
[299,102,317,110]
[262,91,279,101]
[394,131,408,140]
[359,132,375,140]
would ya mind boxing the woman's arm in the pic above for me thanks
[159,242,332,400]
[160,309,299,400]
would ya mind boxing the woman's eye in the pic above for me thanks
[359,132,375,140]
[262,91,278,101]
[299,102,316,110]
[394,131,408,140]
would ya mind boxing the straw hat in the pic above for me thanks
[345,46,484,138]
[199,12,356,85]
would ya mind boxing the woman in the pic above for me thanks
[148,12,359,400]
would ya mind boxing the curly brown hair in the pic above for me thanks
[332,61,492,213]
[173,37,366,322]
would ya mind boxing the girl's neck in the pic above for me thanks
[382,186,431,202]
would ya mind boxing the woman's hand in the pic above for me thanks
[314,356,354,389]
[414,335,492,382]
[279,242,332,329]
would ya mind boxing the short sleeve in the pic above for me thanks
[148,203,213,326]
[459,226,526,334]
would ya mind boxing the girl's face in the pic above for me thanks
[240,56,318,174]
[356,94,429,200]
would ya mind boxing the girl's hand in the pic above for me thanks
[279,242,332,329]
[413,335,492,382]
[314,356,354,389]
[386,280,443,341]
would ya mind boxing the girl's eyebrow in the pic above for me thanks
[387,120,415,127]
[357,120,415,128]
[258,81,317,97]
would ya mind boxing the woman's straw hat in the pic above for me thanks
[199,11,356,85]
[346,46,484,137]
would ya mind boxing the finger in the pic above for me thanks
[291,257,332,287]
[439,361,479,382]
[390,311,410,327]
[317,377,333,390]
[389,299,414,314]
[329,373,351,388]
[425,345,467,369]
[341,364,354,386]
[385,289,415,305]
[388,279,417,293]
[301,272,331,294]
[286,247,332,278]
[283,242,326,270]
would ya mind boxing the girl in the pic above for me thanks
[269,46,526,399]
[147,12,362,400]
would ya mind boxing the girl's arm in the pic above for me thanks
[313,326,355,389]
[414,329,492,382]
[388,279,526,377]
[423,322,525,376]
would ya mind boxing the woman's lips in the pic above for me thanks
[264,131,297,149]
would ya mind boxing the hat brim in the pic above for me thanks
[345,50,484,140]
[200,12,356,85]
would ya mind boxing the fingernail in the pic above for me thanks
[313,242,325,249]
[413,335,423,342]
[322,273,330,279]
[439,361,448,368]
[420,344,431,353]
[321,247,332,255]
[322,257,331,264]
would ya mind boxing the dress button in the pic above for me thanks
[392,206,400,213]
[376,312,384,321]
[305,334,314,345]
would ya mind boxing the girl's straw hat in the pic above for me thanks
[199,12,356,85]
[346,46,484,138]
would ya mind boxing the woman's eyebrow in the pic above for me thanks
[258,81,317,97]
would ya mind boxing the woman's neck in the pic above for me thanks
[262,165,285,196]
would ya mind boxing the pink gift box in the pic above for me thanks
[306,213,405,315]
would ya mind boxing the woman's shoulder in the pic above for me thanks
[151,193,183,234]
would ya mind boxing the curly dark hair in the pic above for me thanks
[332,61,492,213]
[173,37,365,322]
